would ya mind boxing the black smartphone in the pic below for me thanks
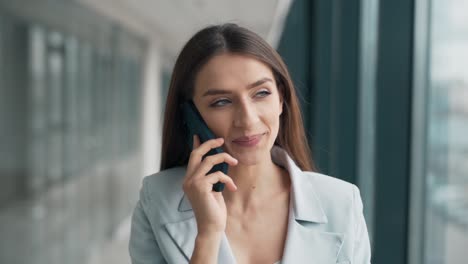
[181,100,227,192]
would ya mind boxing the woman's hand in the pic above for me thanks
[182,135,239,236]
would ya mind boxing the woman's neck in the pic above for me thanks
[223,158,290,213]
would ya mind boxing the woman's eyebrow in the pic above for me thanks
[202,77,273,97]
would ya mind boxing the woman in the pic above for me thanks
[129,23,371,264]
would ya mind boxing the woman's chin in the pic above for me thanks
[227,148,270,166]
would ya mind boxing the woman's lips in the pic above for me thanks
[232,133,264,147]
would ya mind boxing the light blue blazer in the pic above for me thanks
[129,145,371,263]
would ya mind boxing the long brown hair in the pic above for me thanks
[160,23,316,172]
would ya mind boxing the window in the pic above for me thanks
[423,0,468,263]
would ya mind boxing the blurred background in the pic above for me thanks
[0,0,467,263]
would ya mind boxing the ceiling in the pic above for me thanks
[78,0,292,64]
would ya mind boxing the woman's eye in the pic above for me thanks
[210,99,231,107]
[210,90,271,107]
[256,90,271,97]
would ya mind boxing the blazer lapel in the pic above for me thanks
[280,184,344,264]
[272,146,344,263]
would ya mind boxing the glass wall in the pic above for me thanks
[423,0,468,263]
[0,5,145,264]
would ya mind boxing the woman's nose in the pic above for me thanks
[233,101,260,128]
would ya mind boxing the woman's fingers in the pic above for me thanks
[186,134,207,173]
[187,136,224,170]
[193,153,238,178]
[186,135,236,185]
[191,137,224,161]
[204,171,238,192]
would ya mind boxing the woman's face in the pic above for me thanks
[192,53,283,165]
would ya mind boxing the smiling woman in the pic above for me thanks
[129,23,371,264]
[192,53,284,168]
[160,23,315,174]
